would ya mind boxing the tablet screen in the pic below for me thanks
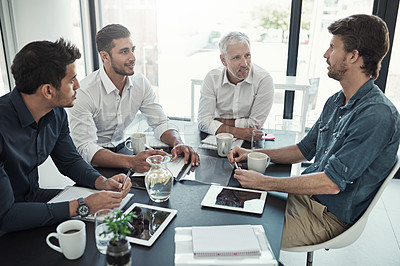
[201,185,267,214]
[124,203,177,246]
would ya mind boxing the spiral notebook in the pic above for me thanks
[192,224,261,257]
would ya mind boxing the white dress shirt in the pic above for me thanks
[197,64,274,135]
[68,67,177,164]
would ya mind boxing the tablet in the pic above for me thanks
[201,185,267,214]
[123,203,177,246]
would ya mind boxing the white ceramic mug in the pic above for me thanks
[216,133,234,157]
[125,133,146,154]
[247,152,270,173]
[46,220,86,260]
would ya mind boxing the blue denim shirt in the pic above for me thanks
[0,89,101,235]
[298,79,400,224]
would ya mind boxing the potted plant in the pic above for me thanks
[100,209,135,266]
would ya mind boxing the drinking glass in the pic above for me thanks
[251,130,266,149]
[94,209,114,254]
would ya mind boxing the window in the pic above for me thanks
[385,9,400,110]
[0,28,10,96]
[297,0,374,127]
[99,0,292,119]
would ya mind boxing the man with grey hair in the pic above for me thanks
[198,31,274,141]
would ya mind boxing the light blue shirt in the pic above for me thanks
[298,79,400,224]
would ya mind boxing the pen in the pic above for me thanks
[144,144,154,150]
[119,168,132,192]
[234,161,240,170]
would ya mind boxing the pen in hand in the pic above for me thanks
[119,168,132,192]
[234,161,241,170]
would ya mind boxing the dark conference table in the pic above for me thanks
[0,128,296,266]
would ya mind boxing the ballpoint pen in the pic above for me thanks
[234,161,241,170]
[119,168,132,192]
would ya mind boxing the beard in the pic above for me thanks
[327,58,347,81]
[111,59,135,76]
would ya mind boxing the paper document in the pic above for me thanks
[48,186,134,220]
[199,135,244,150]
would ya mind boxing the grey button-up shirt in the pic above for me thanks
[298,79,400,224]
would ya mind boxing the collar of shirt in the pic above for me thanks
[99,66,134,95]
[334,79,374,110]
[9,89,55,129]
[222,65,254,86]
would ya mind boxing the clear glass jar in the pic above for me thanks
[145,155,173,202]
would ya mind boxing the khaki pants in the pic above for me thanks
[281,194,350,248]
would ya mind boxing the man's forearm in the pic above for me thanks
[263,172,340,195]
[160,129,183,147]
[215,124,252,141]
[91,149,132,169]
[260,145,306,164]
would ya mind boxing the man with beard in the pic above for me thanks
[68,24,199,172]
[198,32,274,142]
[228,14,400,247]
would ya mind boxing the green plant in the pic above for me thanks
[100,210,135,244]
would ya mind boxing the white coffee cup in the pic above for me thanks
[247,152,270,173]
[125,133,146,154]
[46,220,86,260]
[216,133,234,157]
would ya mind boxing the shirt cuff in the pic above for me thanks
[153,121,180,140]
[78,143,103,165]
[235,118,250,128]
[206,120,223,135]
[324,155,351,191]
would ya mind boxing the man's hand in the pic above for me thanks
[130,150,169,172]
[84,191,124,215]
[228,146,251,167]
[171,144,200,166]
[233,169,267,190]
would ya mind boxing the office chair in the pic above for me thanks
[282,153,400,266]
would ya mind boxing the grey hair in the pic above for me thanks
[218,32,250,57]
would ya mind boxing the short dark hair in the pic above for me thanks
[96,24,131,54]
[11,38,81,94]
[328,14,389,79]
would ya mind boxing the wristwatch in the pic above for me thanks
[77,197,90,217]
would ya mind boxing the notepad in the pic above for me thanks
[192,225,261,257]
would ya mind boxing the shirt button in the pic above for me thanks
[339,116,342,119]
[314,165,318,168]
[324,151,327,154]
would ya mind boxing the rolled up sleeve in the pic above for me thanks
[324,104,395,191]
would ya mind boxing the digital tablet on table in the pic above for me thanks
[123,203,177,246]
[201,185,267,214]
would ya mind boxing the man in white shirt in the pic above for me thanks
[68,24,199,172]
[197,32,274,142]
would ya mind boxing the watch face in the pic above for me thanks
[78,205,90,217]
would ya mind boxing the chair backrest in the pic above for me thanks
[284,153,400,252]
